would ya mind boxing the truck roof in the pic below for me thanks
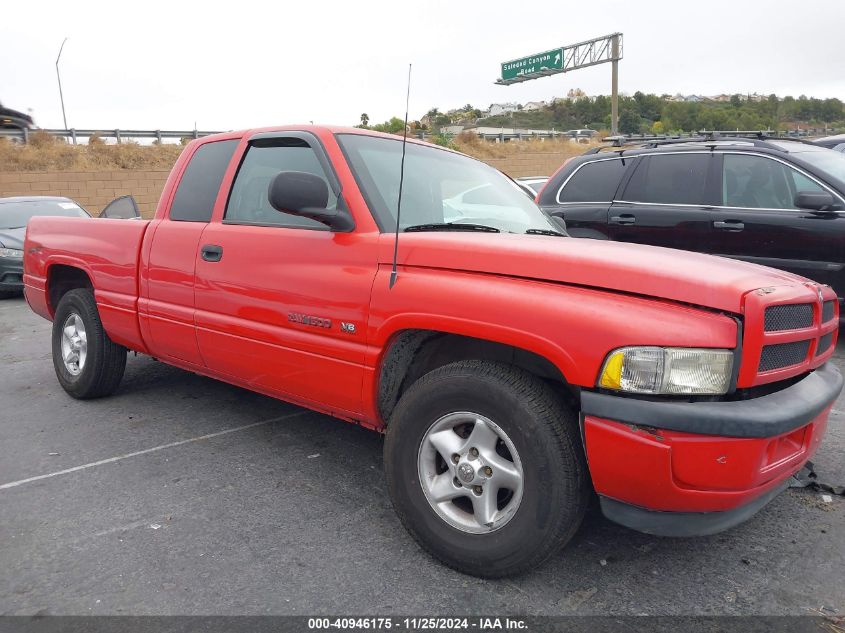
[195,124,448,151]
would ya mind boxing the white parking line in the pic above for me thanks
[0,411,307,491]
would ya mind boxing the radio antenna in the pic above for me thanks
[389,63,412,289]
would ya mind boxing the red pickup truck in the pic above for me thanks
[23,126,842,577]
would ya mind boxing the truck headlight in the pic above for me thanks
[0,248,23,259]
[598,347,734,395]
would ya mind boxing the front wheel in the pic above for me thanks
[384,360,589,577]
[51,288,127,399]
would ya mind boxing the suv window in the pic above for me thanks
[170,139,238,222]
[622,154,710,205]
[225,138,336,229]
[558,158,627,203]
[722,154,824,209]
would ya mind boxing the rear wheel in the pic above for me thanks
[51,288,127,399]
[384,360,589,577]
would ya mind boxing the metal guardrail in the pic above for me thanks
[416,130,597,142]
[0,128,224,144]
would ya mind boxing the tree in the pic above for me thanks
[619,109,644,135]
[371,117,406,134]
[359,113,369,128]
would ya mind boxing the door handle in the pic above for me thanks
[713,220,745,231]
[610,214,636,225]
[201,244,223,262]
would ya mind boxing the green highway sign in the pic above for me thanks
[501,48,564,81]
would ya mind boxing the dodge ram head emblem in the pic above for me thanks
[818,287,825,304]
[457,463,475,483]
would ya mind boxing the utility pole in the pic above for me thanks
[610,33,619,135]
[56,37,69,135]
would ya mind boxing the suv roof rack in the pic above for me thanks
[590,131,819,155]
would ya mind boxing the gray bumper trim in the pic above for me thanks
[581,363,842,439]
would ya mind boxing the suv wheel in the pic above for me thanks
[384,360,589,577]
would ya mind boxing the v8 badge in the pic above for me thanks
[340,322,357,334]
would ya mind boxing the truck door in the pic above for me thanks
[141,138,239,366]
[608,152,717,253]
[193,132,377,417]
[710,152,845,291]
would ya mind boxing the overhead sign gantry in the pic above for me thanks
[496,33,624,134]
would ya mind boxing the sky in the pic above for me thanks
[2,0,844,132]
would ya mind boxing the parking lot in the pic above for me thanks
[0,294,843,616]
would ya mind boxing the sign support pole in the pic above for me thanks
[611,34,619,135]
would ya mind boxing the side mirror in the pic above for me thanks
[268,171,354,231]
[99,195,141,219]
[795,190,837,213]
[551,215,568,233]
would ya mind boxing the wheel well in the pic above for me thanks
[47,265,93,315]
[377,330,576,424]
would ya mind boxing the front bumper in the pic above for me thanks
[581,363,842,535]
[0,257,24,291]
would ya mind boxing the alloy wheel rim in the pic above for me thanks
[60,313,87,376]
[417,411,524,534]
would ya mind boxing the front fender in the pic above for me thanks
[366,267,738,392]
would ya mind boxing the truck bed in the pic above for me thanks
[24,216,151,351]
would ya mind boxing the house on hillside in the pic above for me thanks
[522,101,546,111]
[488,102,519,116]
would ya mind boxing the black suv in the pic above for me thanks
[538,136,845,304]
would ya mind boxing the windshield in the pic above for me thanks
[336,134,557,234]
[792,148,845,185]
[0,200,89,229]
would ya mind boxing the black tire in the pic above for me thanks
[51,288,127,399]
[384,360,589,578]
[0,290,19,299]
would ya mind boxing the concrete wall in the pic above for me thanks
[0,170,170,218]
[0,152,570,218]
[482,153,569,179]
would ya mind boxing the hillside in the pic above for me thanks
[418,92,845,135]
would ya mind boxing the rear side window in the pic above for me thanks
[623,154,710,205]
[170,139,238,222]
[558,158,628,203]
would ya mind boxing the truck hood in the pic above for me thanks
[0,227,24,250]
[380,233,811,313]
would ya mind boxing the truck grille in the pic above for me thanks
[758,341,811,372]
[740,285,838,387]
[816,332,834,356]
[822,300,836,323]
[764,304,813,331]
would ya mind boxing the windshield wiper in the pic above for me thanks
[3,226,26,230]
[404,223,500,233]
[525,228,566,237]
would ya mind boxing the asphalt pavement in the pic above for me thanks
[0,295,843,616]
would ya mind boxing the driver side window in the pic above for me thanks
[722,154,824,210]
[225,139,336,229]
